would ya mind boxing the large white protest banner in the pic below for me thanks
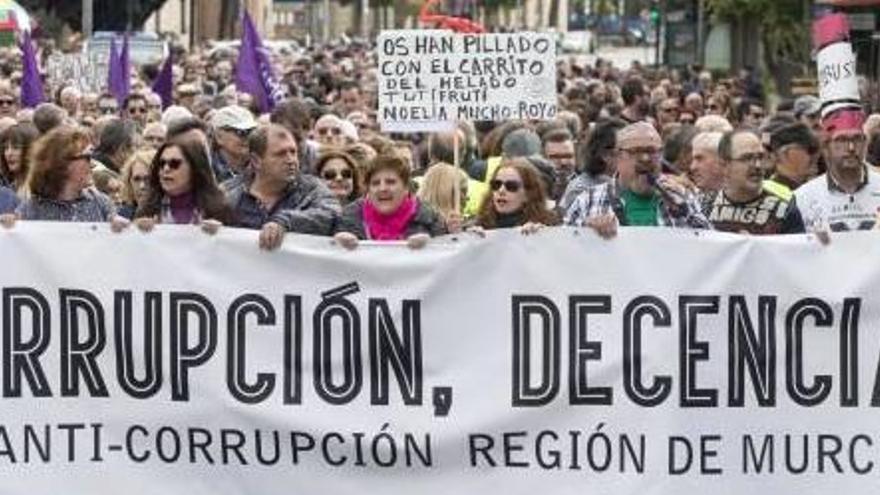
[0,224,879,494]
[377,30,557,132]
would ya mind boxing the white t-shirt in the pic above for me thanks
[795,165,880,232]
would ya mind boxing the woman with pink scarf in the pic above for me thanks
[333,153,447,249]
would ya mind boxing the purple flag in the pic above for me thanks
[108,34,131,106]
[20,30,43,108]
[152,52,174,110]
[236,11,283,113]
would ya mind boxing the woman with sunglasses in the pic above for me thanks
[315,148,362,205]
[333,152,446,250]
[473,158,559,234]
[0,126,121,226]
[132,139,232,233]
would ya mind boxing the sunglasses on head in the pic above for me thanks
[322,168,353,181]
[159,157,184,170]
[490,179,522,193]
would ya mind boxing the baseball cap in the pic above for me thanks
[210,105,257,131]
[793,95,821,118]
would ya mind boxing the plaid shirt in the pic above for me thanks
[564,177,712,229]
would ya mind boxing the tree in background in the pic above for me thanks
[705,0,811,98]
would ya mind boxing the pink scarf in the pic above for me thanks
[362,195,418,241]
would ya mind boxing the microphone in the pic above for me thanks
[646,173,688,214]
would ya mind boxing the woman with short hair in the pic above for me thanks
[333,153,446,250]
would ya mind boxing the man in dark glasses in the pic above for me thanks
[209,105,258,182]
[123,93,149,131]
[223,124,340,250]
[0,88,18,119]
[97,93,119,116]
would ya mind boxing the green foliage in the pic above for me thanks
[706,0,810,65]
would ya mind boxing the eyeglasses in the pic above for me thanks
[730,152,767,165]
[660,106,679,113]
[322,168,353,181]
[829,134,866,149]
[490,179,522,193]
[99,106,118,115]
[619,147,662,160]
[158,157,184,170]
[317,127,342,136]
[127,107,147,115]
[0,98,15,107]
[222,127,251,139]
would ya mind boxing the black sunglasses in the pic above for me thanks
[0,98,15,106]
[223,127,251,139]
[322,168,353,181]
[490,179,522,193]
[158,157,184,170]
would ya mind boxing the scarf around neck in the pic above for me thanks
[168,191,198,225]
[362,195,418,241]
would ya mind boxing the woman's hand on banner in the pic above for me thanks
[333,231,359,250]
[134,217,157,233]
[0,213,17,229]
[406,233,430,250]
[520,222,544,236]
[201,219,222,236]
[110,216,131,233]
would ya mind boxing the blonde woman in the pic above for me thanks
[117,149,156,219]
[417,162,468,234]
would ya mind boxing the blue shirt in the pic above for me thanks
[0,185,18,214]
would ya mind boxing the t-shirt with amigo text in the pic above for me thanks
[703,189,805,235]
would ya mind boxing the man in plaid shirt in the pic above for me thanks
[564,122,711,237]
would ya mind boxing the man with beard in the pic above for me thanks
[796,109,880,232]
[565,122,711,237]
[704,130,804,234]
[223,124,340,250]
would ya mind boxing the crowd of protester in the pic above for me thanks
[0,37,879,249]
